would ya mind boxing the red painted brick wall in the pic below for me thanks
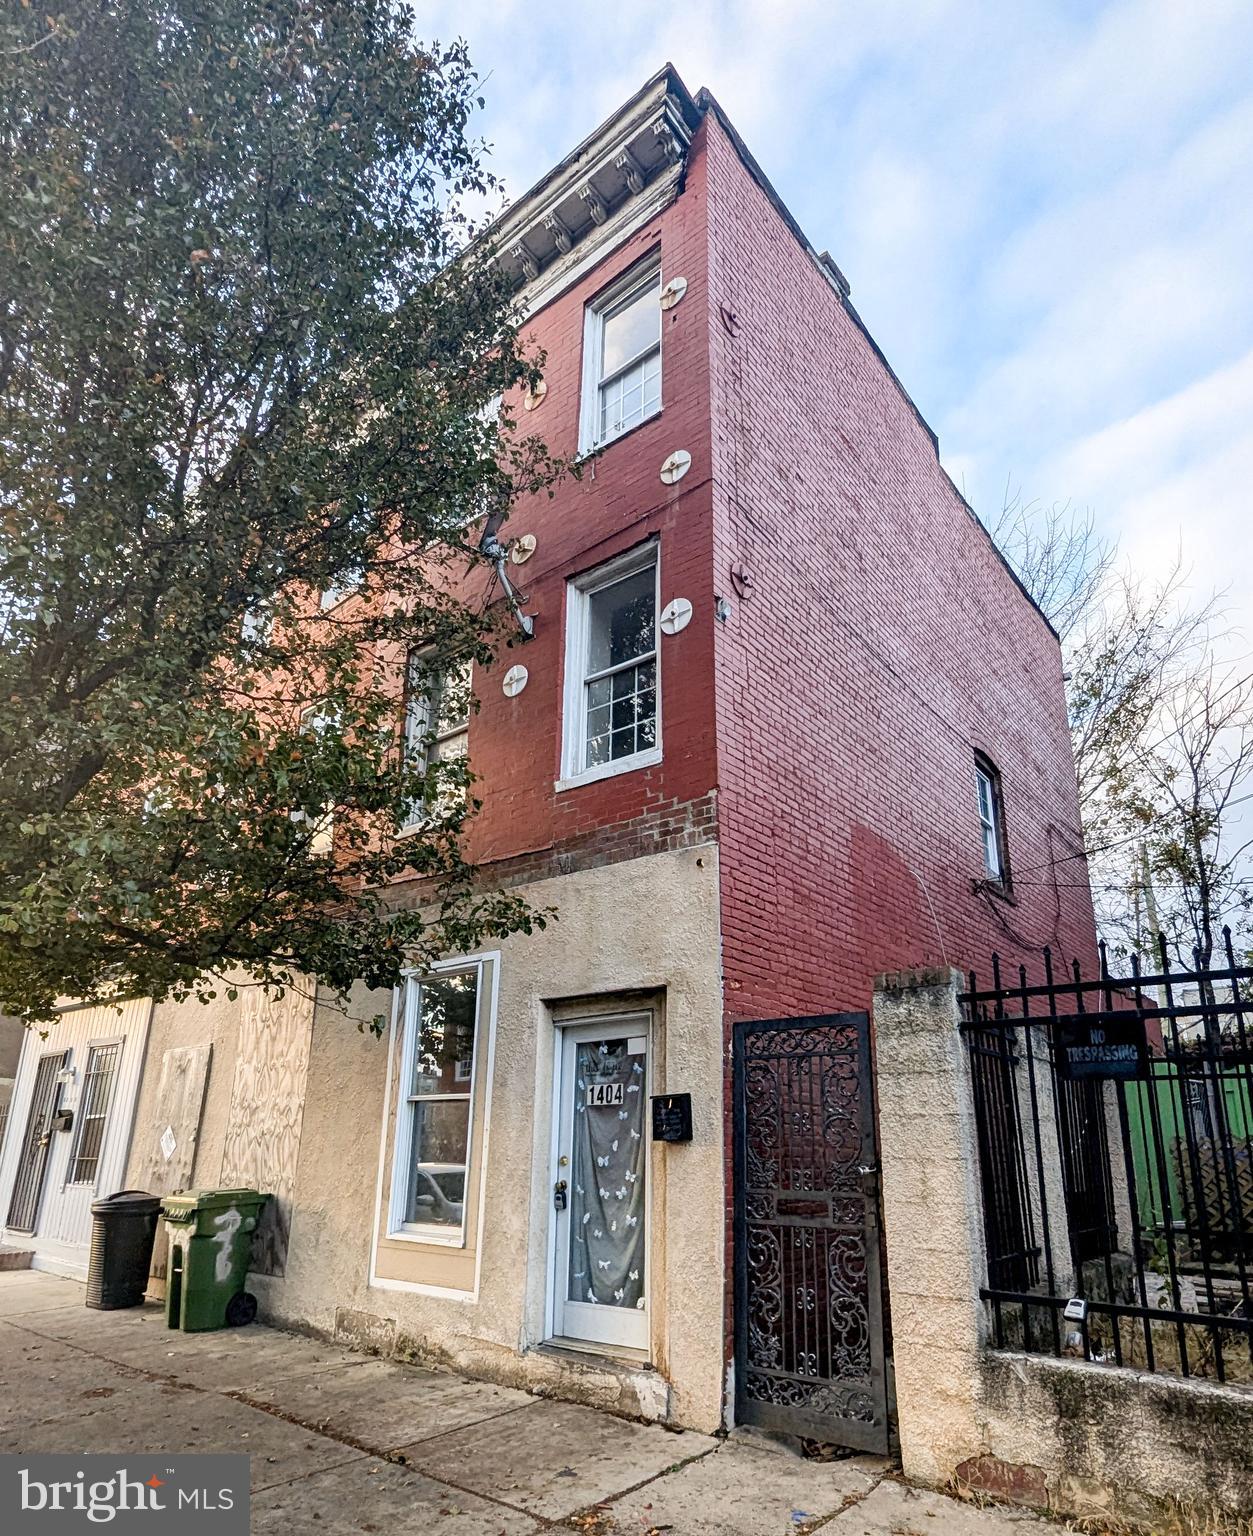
[446,124,722,879]
[397,101,1097,1014]
[702,106,1098,1021]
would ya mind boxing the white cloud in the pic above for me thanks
[415,0,1253,636]
[1045,349,1253,620]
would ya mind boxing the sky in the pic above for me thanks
[424,0,1253,636]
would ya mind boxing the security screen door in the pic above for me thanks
[6,1052,66,1234]
[551,1017,650,1351]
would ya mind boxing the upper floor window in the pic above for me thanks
[240,599,273,647]
[974,755,1010,886]
[560,543,659,788]
[579,260,661,455]
[401,654,471,831]
[320,566,363,611]
[295,704,337,854]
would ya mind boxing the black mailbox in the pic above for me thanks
[650,1093,693,1143]
[51,1108,74,1134]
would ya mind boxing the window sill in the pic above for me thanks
[395,817,434,840]
[974,877,1018,907]
[395,803,470,840]
[385,1223,468,1249]
[577,404,662,463]
[555,746,662,794]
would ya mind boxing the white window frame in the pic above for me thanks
[320,567,363,612]
[387,959,484,1248]
[64,1037,122,1189]
[578,257,662,457]
[558,541,661,792]
[399,654,472,836]
[240,600,273,646]
[975,759,1005,883]
[292,704,336,854]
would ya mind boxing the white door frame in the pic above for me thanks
[0,998,152,1276]
[49,1033,127,1245]
[545,1012,652,1353]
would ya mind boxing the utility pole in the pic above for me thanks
[1140,840,1161,962]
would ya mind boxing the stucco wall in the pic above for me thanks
[974,1350,1253,1522]
[874,967,1253,1522]
[230,844,726,1432]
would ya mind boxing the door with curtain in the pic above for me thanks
[550,1015,650,1351]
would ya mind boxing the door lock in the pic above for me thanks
[553,1179,568,1211]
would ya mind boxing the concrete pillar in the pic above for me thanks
[873,968,986,1486]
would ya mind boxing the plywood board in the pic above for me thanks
[138,1044,213,1194]
[137,1043,212,1283]
[218,985,314,1276]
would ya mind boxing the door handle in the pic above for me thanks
[553,1180,568,1211]
[857,1163,879,1194]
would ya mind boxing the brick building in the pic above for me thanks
[0,66,1096,1442]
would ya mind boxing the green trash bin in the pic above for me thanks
[160,1188,269,1332]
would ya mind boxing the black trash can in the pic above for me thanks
[86,1190,162,1310]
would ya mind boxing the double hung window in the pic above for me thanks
[294,704,337,854]
[400,656,471,830]
[975,755,1010,886]
[320,567,363,611]
[580,261,662,454]
[394,967,480,1240]
[561,546,659,785]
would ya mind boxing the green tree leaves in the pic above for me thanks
[0,2,560,1021]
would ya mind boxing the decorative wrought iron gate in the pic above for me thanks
[733,1014,890,1452]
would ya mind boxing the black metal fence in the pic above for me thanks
[960,931,1253,1384]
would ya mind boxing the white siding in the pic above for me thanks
[0,996,152,1275]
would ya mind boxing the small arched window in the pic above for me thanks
[974,754,1010,887]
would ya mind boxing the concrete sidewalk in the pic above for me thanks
[1,1270,1053,1535]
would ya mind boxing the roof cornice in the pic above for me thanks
[486,65,702,315]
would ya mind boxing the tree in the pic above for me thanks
[0,2,564,1023]
[989,484,1116,645]
[1114,666,1253,968]
[987,490,1249,961]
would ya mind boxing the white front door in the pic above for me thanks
[0,998,151,1275]
[550,1016,650,1352]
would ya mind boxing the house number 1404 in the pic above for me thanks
[586,1082,625,1107]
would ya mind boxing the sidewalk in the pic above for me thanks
[1,1269,1054,1535]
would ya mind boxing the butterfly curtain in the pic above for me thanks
[567,1039,647,1309]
